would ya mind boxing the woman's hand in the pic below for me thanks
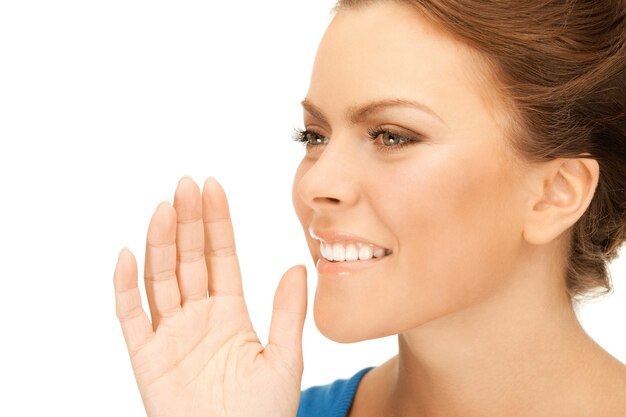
[113,177,308,417]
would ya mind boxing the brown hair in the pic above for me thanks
[333,0,626,303]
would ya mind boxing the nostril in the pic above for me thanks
[316,197,340,204]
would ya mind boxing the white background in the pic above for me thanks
[0,1,624,416]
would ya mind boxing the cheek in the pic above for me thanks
[291,161,308,223]
[380,144,522,321]
[292,160,319,259]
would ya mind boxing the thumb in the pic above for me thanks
[267,264,308,371]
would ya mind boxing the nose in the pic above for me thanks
[295,132,361,210]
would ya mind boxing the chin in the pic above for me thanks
[314,311,367,343]
[312,294,399,343]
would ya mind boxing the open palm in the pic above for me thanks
[113,177,308,417]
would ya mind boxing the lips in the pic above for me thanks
[309,226,392,253]
[316,254,390,275]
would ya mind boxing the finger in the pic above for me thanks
[202,177,245,297]
[173,177,209,304]
[144,201,182,330]
[114,248,154,354]
[267,265,308,372]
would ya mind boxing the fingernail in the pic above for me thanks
[179,175,193,184]
[205,176,218,188]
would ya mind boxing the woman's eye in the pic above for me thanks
[291,126,422,154]
[291,128,327,148]
[381,131,402,146]
[367,127,422,153]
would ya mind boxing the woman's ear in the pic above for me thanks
[522,155,599,246]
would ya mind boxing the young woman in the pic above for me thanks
[113,1,626,416]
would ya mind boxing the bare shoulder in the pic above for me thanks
[347,356,397,417]
[605,361,626,409]
[586,352,626,415]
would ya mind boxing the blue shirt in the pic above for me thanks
[296,367,375,417]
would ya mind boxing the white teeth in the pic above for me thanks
[319,240,389,262]
[358,245,373,260]
[345,244,359,261]
[321,241,333,261]
[332,243,346,262]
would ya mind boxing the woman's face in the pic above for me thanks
[292,2,529,342]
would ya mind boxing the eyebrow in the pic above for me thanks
[300,97,447,126]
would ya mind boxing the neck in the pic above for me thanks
[386,250,602,417]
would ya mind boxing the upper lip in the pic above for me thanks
[309,226,391,251]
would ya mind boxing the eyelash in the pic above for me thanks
[291,126,422,154]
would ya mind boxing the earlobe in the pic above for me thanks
[523,156,599,246]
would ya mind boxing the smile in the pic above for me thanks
[316,251,391,275]
[319,240,391,262]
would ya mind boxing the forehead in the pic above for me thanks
[307,2,497,131]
